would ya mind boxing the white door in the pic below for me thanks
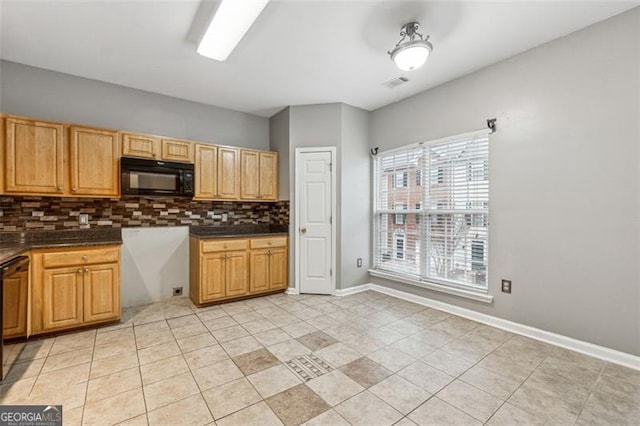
[296,149,334,295]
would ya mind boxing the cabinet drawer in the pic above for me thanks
[201,239,248,253]
[250,237,287,249]
[42,246,120,268]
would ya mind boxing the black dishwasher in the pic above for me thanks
[0,255,30,381]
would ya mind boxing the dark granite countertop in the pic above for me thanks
[0,229,122,265]
[189,224,289,239]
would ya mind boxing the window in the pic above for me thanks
[394,233,405,260]
[394,203,406,225]
[394,171,407,188]
[373,131,489,290]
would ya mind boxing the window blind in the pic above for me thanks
[373,131,489,290]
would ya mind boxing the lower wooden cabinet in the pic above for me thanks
[31,245,121,335]
[190,236,287,305]
[3,270,28,338]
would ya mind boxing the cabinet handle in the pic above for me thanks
[77,269,82,274]
[152,153,157,157]
[84,268,89,273]
[267,250,271,256]
[268,242,272,246]
[82,255,88,261]
[57,186,63,191]
[72,187,77,192]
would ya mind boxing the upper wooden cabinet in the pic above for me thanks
[194,144,218,200]
[259,151,278,200]
[240,150,278,200]
[121,132,194,163]
[161,139,194,163]
[4,117,65,195]
[217,147,240,200]
[70,126,120,197]
[121,132,161,160]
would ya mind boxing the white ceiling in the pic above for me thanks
[1,1,637,117]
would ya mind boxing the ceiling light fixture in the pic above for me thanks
[197,0,269,62]
[388,22,433,71]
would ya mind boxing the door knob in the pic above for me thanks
[300,228,307,234]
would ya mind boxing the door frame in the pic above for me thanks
[294,147,337,295]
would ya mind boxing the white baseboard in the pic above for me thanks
[335,284,372,297]
[334,282,639,371]
[285,287,299,296]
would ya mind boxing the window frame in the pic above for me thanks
[372,129,490,294]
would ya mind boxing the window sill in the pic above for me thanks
[368,269,494,304]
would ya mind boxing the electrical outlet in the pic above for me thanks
[357,258,363,268]
[501,279,512,294]
[221,213,228,222]
[78,214,89,225]
[173,287,183,296]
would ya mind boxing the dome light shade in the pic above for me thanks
[388,22,433,71]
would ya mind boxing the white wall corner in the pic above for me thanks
[285,287,299,296]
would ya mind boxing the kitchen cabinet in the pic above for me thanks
[240,150,278,200]
[161,138,195,163]
[121,132,195,163]
[121,132,161,160]
[4,117,65,195]
[190,238,248,304]
[217,147,240,199]
[3,270,28,339]
[194,144,218,200]
[70,126,120,197]
[249,236,288,292]
[31,245,121,334]
[190,236,287,306]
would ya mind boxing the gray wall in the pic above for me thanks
[340,104,371,288]
[370,8,640,355]
[0,60,269,149]
[269,107,291,200]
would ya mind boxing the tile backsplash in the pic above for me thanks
[0,196,290,232]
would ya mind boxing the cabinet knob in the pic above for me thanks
[268,242,272,245]
[57,186,63,191]
[82,255,88,261]
[84,268,89,273]
[152,153,157,157]
[224,245,228,249]
[77,269,82,274]
[72,187,77,192]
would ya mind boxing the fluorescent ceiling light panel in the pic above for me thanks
[197,0,269,61]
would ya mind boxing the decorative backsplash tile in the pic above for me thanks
[0,196,289,232]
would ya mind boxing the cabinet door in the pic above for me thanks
[83,263,120,323]
[249,250,270,293]
[42,267,84,331]
[4,117,65,195]
[225,251,249,297]
[269,248,288,290]
[201,254,226,301]
[3,271,28,338]
[259,152,278,200]
[217,147,239,199]
[161,139,194,163]
[240,150,259,200]
[121,132,160,159]
[194,144,217,200]
[70,126,120,197]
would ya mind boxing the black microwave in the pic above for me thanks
[121,157,194,197]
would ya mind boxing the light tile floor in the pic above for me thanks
[1,291,638,425]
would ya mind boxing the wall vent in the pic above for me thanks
[381,76,409,89]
